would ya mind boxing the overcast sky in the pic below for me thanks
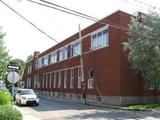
[0,0,159,61]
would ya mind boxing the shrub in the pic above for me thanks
[0,90,11,105]
[0,105,22,120]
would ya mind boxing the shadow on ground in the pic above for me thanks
[28,97,160,120]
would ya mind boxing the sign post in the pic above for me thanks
[7,64,20,108]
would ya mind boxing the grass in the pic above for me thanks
[128,104,160,110]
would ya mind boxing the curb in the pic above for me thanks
[14,106,40,120]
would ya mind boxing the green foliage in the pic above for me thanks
[0,90,11,105]
[0,105,22,120]
[9,58,25,79]
[26,54,33,62]
[123,11,160,89]
[128,104,160,110]
[0,30,10,81]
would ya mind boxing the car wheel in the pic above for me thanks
[15,100,18,105]
[19,100,23,106]
[36,103,39,106]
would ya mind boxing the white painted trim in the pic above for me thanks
[91,27,109,51]
[38,25,108,58]
[37,25,109,69]
[42,65,81,75]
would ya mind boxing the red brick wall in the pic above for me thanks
[119,12,143,96]
[24,10,146,97]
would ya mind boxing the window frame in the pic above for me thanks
[91,27,109,50]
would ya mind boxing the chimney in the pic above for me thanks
[34,51,40,58]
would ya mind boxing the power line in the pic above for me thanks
[121,0,146,10]
[26,0,129,31]
[133,0,160,11]
[122,0,160,11]
[38,0,128,30]
[0,0,84,57]
[0,0,59,43]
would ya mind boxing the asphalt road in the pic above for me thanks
[16,97,160,120]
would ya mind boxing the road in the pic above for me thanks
[16,97,160,120]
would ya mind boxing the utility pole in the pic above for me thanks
[79,24,86,104]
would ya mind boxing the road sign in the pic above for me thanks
[7,64,21,70]
[7,71,19,83]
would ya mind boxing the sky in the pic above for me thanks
[0,0,160,61]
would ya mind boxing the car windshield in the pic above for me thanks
[21,89,35,95]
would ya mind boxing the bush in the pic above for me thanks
[0,105,22,120]
[0,90,11,105]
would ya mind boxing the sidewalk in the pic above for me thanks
[14,106,40,120]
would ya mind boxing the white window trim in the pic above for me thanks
[49,73,52,89]
[70,69,74,89]
[88,78,94,89]
[64,70,67,88]
[58,71,61,88]
[50,52,57,64]
[36,26,108,69]
[59,47,68,61]
[71,42,82,57]
[78,67,82,89]
[54,72,56,88]
[42,75,45,89]
[91,26,109,51]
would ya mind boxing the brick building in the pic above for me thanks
[23,10,157,105]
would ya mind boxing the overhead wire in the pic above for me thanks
[0,0,59,43]
[122,0,160,12]
[133,0,160,11]
[26,0,130,31]
[38,0,129,31]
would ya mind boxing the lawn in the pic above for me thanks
[128,104,160,110]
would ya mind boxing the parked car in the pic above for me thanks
[15,89,39,106]
[9,87,20,101]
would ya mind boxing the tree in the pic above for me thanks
[0,30,10,81]
[26,54,33,62]
[123,11,160,89]
[9,58,25,80]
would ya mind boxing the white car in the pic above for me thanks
[15,89,39,106]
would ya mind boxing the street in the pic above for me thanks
[15,97,160,120]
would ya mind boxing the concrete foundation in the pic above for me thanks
[38,90,160,106]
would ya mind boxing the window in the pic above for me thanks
[49,73,52,88]
[50,52,57,64]
[44,57,48,66]
[27,77,31,88]
[45,74,48,88]
[88,79,94,89]
[34,75,36,88]
[70,69,74,89]
[53,72,56,88]
[42,75,45,88]
[64,70,67,88]
[88,69,94,89]
[72,42,81,57]
[36,74,40,88]
[42,56,48,66]
[59,48,68,61]
[78,67,82,88]
[27,65,32,74]
[35,60,38,69]
[38,58,42,68]
[58,71,61,88]
[91,29,109,50]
